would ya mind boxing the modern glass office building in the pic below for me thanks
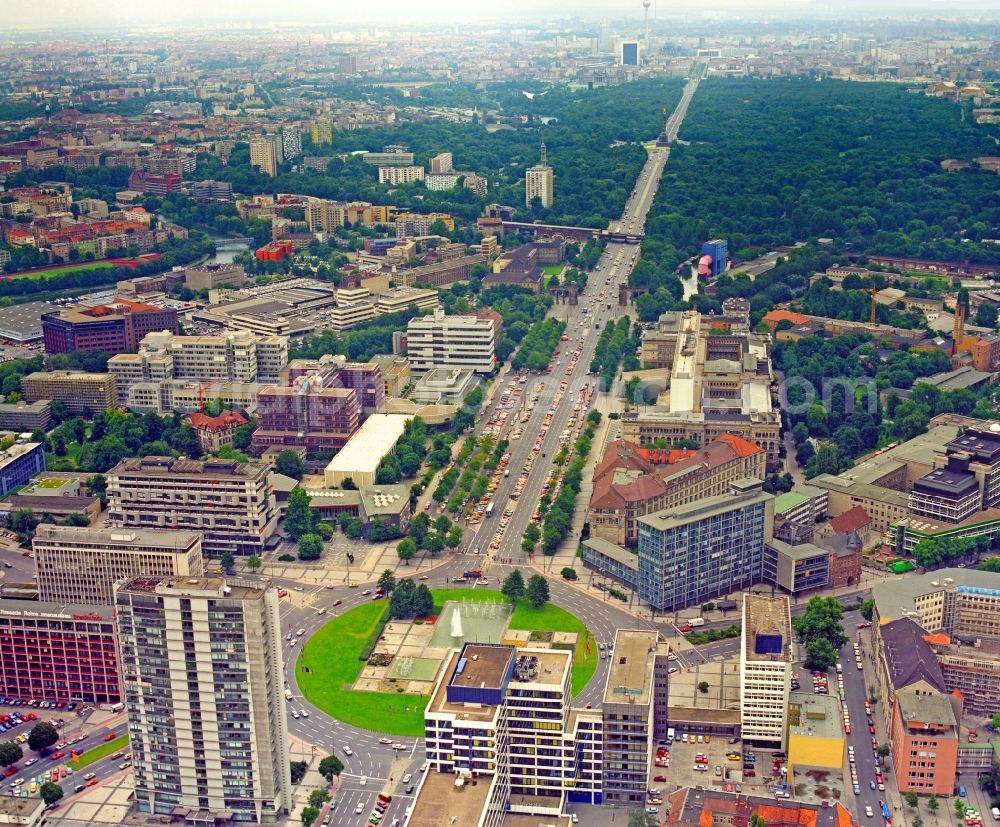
[637,479,774,611]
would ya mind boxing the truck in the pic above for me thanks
[666,727,675,743]
[110,702,125,713]
[687,617,705,627]
[991,807,1000,821]
[464,570,482,579]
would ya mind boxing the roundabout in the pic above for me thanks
[295,587,598,737]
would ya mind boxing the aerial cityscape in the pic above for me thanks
[0,3,998,827]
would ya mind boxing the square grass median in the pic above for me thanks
[296,600,429,738]
[75,734,129,768]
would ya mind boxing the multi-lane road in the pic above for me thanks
[278,87,699,824]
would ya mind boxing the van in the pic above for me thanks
[110,703,124,713]
[688,618,705,627]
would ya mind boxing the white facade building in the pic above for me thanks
[406,306,496,374]
[740,593,792,749]
[115,576,291,823]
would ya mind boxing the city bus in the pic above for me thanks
[485,502,495,517]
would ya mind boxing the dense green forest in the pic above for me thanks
[634,77,1000,301]
[193,79,684,229]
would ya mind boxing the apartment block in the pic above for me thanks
[42,298,179,356]
[108,330,288,401]
[601,630,671,805]
[249,135,281,176]
[406,306,496,374]
[0,442,44,498]
[587,434,766,547]
[126,380,260,416]
[21,370,116,415]
[0,600,119,704]
[378,166,425,185]
[362,151,414,166]
[636,479,774,611]
[429,152,453,173]
[252,358,383,457]
[107,456,279,556]
[740,595,792,750]
[0,401,51,431]
[525,144,553,208]
[424,642,587,822]
[115,576,291,823]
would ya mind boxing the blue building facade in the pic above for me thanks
[0,442,45,498]
[637,484,773,611]
[701,239,729,278]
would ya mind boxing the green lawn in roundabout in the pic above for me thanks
[296,588,597,737]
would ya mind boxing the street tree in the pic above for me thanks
[246,555,262,572]
[378,570,397,594]
[526,574,550,609]
[28,722,58,753]
[396,537,417,565]
[220,552,235,572]
[805,638,839,672]
[502,570,525,603]
[318,755,344,780]
[284,488,314,540]
[0,741,22,768]
[39,782,63,806]
[298,534,323,561]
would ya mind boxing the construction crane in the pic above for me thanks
[866,288,877,324]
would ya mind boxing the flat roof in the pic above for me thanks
[873,568,1000,622]
[897,692,957,729]
[449,643,513,692]
[0,300,51,340]
[429,652,498,721]
[639,485,771,532]
[406,769,492,827]
[0,597,115,620]
[788,692,844,741]
[743,594,791,663]
[582,536,638,570]
[665,658,741,720]
[604,629,660,706]
[116,575,266,601]
[0,793,44,819]
[324,413,413,477]
[358,485,409,515]
[33,524,201,549]
[774,491,808,514]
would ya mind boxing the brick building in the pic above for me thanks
[42,298,179,355]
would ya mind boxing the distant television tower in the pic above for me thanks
[643,0,651,54]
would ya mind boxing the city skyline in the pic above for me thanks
[6,0,1000,29]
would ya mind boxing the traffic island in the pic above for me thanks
[296,588,596,736]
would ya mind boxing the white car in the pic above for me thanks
[299,709,309,718]
[343,746,353,756]
[864,805,873,818]
[401,773,412,784]
[392,743,406,750]
[355,803,364,815]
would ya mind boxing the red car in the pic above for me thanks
[86,778,98,787]
[103,732,116,742]
[679,625,693,633]
[654,775,667,782]
[50,752,65,761]
[2,766,16,778]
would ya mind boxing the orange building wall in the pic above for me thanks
[889,695,959,796]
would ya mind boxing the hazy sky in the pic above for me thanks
[7,0,997,28]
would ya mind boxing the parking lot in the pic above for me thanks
[653,732,787,798]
